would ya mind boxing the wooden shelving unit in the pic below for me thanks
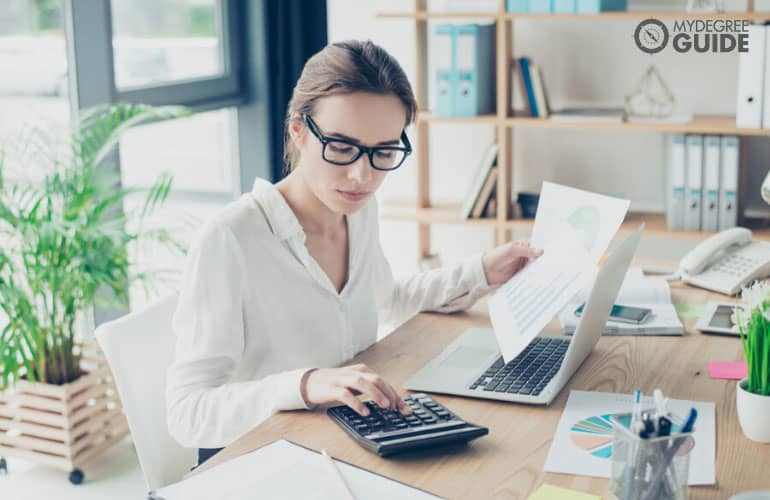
[378,10,770,20]
[382,203,770,240]
[381,1,770,258]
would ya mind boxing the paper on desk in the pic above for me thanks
[568,268,672,306]
[527,484,601,500]
[489,232,594,363]
[531,182,630,263]
[559,302,684,336]
[544,390,716,485]
[150,440,441,500]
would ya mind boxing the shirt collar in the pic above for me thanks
[250,177,305,241]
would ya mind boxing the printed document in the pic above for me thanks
[488,182,630,362]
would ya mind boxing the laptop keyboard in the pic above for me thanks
[468,337,570,396]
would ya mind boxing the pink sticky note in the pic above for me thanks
[707,361,748,380]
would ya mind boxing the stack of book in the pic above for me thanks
[514,57,550,118]
[460,143,498,219]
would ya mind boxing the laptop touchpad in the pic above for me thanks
[441,346,496,370]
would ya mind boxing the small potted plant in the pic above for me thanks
[0,103,187,482]
[734,280,770,443]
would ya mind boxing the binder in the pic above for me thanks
[684,135,704,231]
[736,23,766,129]
[529,0,552,12]
[719,136,740,230]
[763,24,770,129]
[455,24,495,117]
[507,0,530,11]
[666,134,686,230]
[553,0,576,12]
[434,24,455,117]
[576,0,627,13]
[702,135,721,232]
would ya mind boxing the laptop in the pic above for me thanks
[404,224,644,405]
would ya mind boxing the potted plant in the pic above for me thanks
[734,280,770,443]
[0,103,188,483]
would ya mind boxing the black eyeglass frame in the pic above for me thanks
[303,114,412,171]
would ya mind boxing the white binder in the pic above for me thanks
[666,134,687,230]
[684,135,704,232]
[719,136,740,231]
[736,24,766,129]
[763,24,770,128]
[702,135,721,232]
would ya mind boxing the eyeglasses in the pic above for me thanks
[303,114,412,171]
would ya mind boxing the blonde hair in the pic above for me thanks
[282,40,417,176]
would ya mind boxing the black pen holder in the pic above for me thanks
[608,412,693,500]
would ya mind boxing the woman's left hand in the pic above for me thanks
[482,240,543,286]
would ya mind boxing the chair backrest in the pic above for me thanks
[95,295,195,491]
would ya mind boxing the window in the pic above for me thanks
[0,0,70,180]
[120,107,240,311]
[111,0,223,89]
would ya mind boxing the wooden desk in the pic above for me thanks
[198,283,769,499]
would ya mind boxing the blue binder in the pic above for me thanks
[553,0,576,12]
[434,24,455,117]
[507,0,530,12]
[529,0,553,12]
[576,0,627,13]
[454,24,496,117]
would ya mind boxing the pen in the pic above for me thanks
[640,408,698,500]
[321,449,357,500]
[624,390,643,500]
[653,388,666,419]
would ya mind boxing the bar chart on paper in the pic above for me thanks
[488,244,593,363]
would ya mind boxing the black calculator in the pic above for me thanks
[327,393,488,456]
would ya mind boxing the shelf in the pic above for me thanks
[417,111,498,124]
[380,201,501,227]
[378,11,770,21]
[505,11,770,20]
[417,113,770,136]
[377,11,498,20]
[380,203,770,240]
[505,115,770,135]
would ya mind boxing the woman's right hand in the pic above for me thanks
[300,364,412,417]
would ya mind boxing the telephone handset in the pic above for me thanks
[679,227,770,296]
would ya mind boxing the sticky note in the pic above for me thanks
[527,484,601,500]
[707,361,748,380]
[675,303,705,318]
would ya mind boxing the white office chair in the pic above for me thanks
[95,295,196,491]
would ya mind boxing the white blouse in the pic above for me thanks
[166,178,491,448]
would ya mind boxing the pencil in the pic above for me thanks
[321,449,357,500]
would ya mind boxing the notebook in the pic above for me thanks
[149,439,441,500]
[559,268,684,336]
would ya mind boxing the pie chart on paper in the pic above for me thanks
[569,413,616,459]
[569,413,695,460]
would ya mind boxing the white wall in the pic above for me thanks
[327,0,770,277]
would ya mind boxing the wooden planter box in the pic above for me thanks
[0,345,128,483]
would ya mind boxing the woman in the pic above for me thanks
[166,40,542,465]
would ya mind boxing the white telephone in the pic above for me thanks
[679,227,770,296]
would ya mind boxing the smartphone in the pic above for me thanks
[574,303,652,324]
